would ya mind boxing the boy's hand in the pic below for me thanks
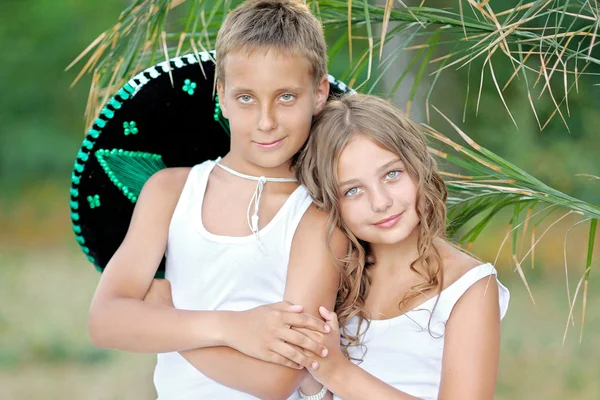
[227,302,332,369]
[300,307,348,386]
[143,279,174,307]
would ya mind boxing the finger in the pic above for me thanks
[271,342,315,370]
[278,327,328,357]
[267,351,303,370]
[289,343,324,363]
[291,326,323,343]
[284,313,331,333]
[319,307,340,331]
[271,301,304,313]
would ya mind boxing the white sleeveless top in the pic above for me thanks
[334,263,509,400]
[153,160,312,400]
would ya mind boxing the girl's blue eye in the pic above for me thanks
[386,170,400,179]
[238,95,253,103]
[345,187,359,197]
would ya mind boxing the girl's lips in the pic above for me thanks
[254,137,286,150]
[373,212,403,228]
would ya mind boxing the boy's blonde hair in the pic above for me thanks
[296,94,448,357]
[215,0,327,86]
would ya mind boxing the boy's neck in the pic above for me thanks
[218,153,296,179]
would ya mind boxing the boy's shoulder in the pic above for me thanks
[146,167,192,192]
[293,203,347,256]
[140,167,193,208]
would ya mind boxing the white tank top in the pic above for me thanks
[334,263,510,400]
[154,160,312,399]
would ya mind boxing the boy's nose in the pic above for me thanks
[258,106,278,132]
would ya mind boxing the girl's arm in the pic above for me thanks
[299,375,333,400]
[437,275,501,399]
[89,170,335,400]
[302,277,502,400]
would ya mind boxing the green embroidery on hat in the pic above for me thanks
[123,121,138,136]
[77,150,89,162]
[95,149,167,203]
[183,79,197,95]
[101,108,115,119]
[109,98,122,110]
[87,194,101,209]
[118,88,130,100]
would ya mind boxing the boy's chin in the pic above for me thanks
[247,150,300,169]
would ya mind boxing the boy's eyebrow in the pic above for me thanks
[338,178,360,188]
[229,86,255,93]
[229,85,305,93]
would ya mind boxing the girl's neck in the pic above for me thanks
[219,153,296,179]
[369,228,443,276]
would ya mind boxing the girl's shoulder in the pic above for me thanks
[436,239,483,289]
[434,239,510,322]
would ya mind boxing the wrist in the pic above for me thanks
[323,357,353,392]
[193,310,237,347]
[300,373,325,395]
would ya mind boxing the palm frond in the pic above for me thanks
[424,107,598,333]
[71,1,600,130]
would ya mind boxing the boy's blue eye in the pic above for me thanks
[280,93,295,102]
[345,187,359,197]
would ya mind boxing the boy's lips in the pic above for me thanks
[253,137,286,150]
[373,212,403,228]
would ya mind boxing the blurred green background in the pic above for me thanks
[1,0,599,399]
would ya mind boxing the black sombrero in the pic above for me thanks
[69,51,353,278]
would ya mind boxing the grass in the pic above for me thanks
[1,246,598,399]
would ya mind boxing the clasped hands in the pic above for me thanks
[144,279,345,382]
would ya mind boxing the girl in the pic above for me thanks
[295,94,509,400]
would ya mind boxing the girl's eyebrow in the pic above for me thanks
[376,158,403,172]
[339,159,403,188]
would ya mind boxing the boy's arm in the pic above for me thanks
[89,168,230,352]
[177,205,346,399]
[89,170,326,358]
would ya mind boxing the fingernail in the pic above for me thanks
[311,361,319,370]
[321,348,328,357]
[324,324,330,332]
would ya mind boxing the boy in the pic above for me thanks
[88,0,345,399]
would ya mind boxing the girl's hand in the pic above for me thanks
[302,306,349,386]
[143,279,174,307]
[226,302,332,370]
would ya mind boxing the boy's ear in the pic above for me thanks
[217,79,229,119]
[313,76,330,115]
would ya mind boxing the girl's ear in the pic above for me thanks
[313,76,330,115]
